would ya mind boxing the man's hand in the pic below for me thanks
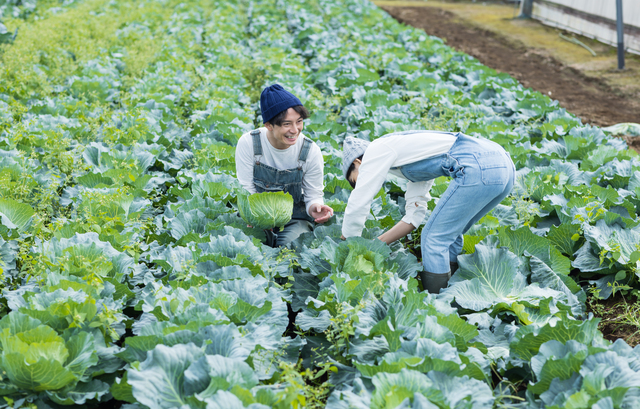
[309,203,334,223]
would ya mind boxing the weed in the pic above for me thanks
[511,196,540,227]
[323,301,362,363]
[277,360,334,409]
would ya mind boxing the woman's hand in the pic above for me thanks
[378,221,415,244]
[309,203,334,223]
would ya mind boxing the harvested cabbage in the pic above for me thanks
[238,190,293,230]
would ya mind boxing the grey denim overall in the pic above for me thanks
[251,130,314,247]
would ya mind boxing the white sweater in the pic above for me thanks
[235,127,325,217]
[342,132,457,237]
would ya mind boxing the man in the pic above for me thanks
[235,84,333,246]
[341,131,515,293]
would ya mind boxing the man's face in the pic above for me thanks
[265,108,304,150]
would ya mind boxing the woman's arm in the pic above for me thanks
[342,143,398,237]
[378,221,415,244]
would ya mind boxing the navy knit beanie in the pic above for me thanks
[260,84,303,124]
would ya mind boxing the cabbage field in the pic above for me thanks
[2,0,640,407]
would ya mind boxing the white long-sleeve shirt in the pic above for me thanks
[235,127,324,216]
[342,132,457,237]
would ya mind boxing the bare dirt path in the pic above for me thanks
[379,5,640,128]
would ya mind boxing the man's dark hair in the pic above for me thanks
[346,155,364,189]
[267,105,310,127]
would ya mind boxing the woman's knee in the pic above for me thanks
[421,232,454,255]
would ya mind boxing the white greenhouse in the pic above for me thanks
[524,0,640,54]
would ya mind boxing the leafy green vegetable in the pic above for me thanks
[128,343,205,408]
[0,312,98,393]
[4,0,640,405]
[0,199,34,231]
[237,190,293,230]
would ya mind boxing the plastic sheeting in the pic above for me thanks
[527,0,640,54]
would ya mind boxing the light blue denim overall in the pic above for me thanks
[251,130,314,247]
[392,131,515,275]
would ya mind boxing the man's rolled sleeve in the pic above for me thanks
[302,142,326,217]
[235,134,257,193]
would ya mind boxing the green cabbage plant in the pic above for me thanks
[237,190,293,230]
[0,312,98,393]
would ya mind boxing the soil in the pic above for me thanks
[379,5,640,128]
[587,293,640,347]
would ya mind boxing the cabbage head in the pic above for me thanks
[0,312,98,393]
[238,190,293,230]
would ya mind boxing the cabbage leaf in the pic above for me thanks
[237,190,293,230]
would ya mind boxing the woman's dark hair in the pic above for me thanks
[267,105,310,126]
[346,155,364,189]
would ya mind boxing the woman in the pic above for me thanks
[341,130,515,293]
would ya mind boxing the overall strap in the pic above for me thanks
[251,130,262,164]
[297,137,312,168]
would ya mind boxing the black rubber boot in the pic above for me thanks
[450,262,459,275]
[419,271,452,294]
